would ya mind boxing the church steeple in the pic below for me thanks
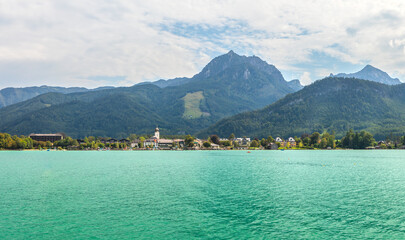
[154,127,160,139]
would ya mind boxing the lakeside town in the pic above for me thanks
[1,127,405,151]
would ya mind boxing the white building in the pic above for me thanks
[144,127,160,148]
[144,127,184,149]
[235,137,251,147]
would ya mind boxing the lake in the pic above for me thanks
[0,150,404,239]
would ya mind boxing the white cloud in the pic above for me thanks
[0,0,405,88]
[300,72,312,86]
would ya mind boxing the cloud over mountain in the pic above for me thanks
[1,0,405,88]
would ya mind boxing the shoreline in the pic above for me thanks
[0,148,404,152]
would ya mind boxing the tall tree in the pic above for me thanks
[267,136,274,143]
[203,141,211,148]
[250,140,259,148]
[210,135,220,145]
[229,133,235,141]
[185,135,195,147]
[310,132,320,145]
[260,138,267,147]
[302,137,311,146]
[139,137,145,148]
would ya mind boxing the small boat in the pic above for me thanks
[247,151,251,153]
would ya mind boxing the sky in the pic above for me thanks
[1,0,405,89]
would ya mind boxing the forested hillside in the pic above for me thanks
[200,77,405,139]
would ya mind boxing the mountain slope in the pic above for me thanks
[0,85,114,108]
[0,51,296,138]
[331,65,401,85]
[199,77,405,140]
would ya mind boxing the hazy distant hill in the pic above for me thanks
[199,77,405,140]
[0,86,114,108]
[331,65,401,85]
[0,51,296,138]
[137,77,191,88]
[287,79,304,91]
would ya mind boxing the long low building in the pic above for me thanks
[29,133,64,143]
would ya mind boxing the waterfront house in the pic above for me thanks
[173,139,185,148]
[235,137,251,147]
[158,139,174,150]
[144,137,158,148]
[119,139,130,144]
[106,138,118,144]
[211,143,220,150]
[29,133,64,143]
[275,137,287,147]
[194,139,203,148]
[268,143,279,150]
[287,137,296,147]
[130,139,140,148]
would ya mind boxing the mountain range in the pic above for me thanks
[1,51,404,140]
[330,65,401,85]
[0,51,298,138]
[0,86,114,108]
[200,77,405,140]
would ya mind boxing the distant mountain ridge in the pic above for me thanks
[287,79,304,91]
[137,77,191,88]
[0,51,297,138]
[331,65,401,85]
[199,77,405,140]
[0,86,114,108]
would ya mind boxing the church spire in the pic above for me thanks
[154,126,160,139]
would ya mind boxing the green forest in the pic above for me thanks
[201,77,405,140]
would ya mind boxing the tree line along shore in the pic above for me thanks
[1,130,405,151]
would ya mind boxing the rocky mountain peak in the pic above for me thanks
[332,65,401,85]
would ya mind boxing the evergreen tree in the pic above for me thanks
[210,135,220,145]
[267,136,274,143]
[203,141,211,148]
[303,137,311,147]
[341,130,374,149]
[310,132,320,145]
[260,138,267,147]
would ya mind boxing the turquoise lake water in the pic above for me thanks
[0,150,404,239]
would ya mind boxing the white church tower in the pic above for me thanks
[154,127,160,140]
